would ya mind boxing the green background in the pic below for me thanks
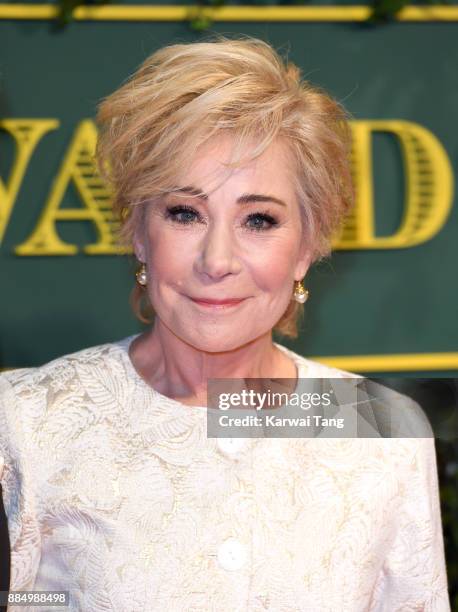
[0,14,457,374]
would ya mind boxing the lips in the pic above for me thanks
[187,296,248,308]
[191,297,246,305]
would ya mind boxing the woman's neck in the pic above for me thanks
[128,321,297,407]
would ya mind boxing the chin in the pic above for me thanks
[178,326,268,354]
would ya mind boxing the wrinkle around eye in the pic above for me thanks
[162,204,282,233]
[164,205,203,225]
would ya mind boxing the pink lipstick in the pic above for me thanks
[188,296,247,309]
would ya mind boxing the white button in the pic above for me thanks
[217,537,247,571]
[217,437,247,455]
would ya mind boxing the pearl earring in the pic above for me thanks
[135,262,147,286]
[293,280,309,303]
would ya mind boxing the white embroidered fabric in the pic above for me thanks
[0,335,451,611]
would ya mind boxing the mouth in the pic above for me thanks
[187,296,248,309]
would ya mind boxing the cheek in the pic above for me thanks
[146,230,192,284]
[250,240,299,291]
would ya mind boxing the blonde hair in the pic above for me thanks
[95,34,354,339]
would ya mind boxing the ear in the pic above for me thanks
[132,222,146,263]
[293,244,313,281]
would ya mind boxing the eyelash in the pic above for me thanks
[164,205,279,232]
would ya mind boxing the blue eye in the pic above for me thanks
[165,205,200,224]
[164,206,279,231]
[246,213,278,231]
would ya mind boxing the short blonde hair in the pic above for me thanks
[95,34,354,339]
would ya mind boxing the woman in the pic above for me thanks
[0,36,450,611]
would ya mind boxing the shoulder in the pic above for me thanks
[0,337,132,457]
[0,339,132,476]
[0,337,128,398]
[275,343,432,438]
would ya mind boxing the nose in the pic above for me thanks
[194,222,241,280]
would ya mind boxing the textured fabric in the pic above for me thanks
[0,334,450,611]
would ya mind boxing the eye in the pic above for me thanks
[165,205,201,225]
[164,205,279,231]
[245,212,279,232]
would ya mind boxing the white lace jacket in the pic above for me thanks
[0,335,451,611]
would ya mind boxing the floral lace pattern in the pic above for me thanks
[0,335,451,611]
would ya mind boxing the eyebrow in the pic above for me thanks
[169,185,287,208]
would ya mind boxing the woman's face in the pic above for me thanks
[133,134,313,352]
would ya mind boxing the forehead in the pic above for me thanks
[172,134,297,201]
